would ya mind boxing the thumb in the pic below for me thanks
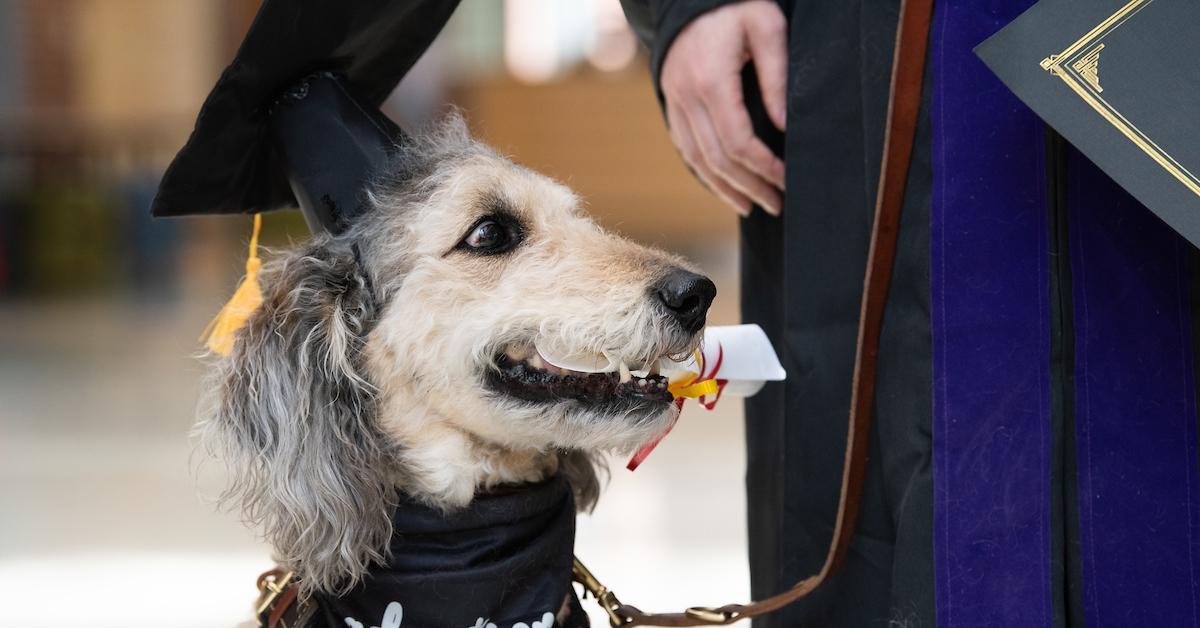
[744,6,788,129]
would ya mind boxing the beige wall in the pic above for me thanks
[73,0,220,133]
[457,69,736,251]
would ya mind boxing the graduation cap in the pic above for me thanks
[152,0,460,234]
[976,0,1200,247]
[152,1,460,354]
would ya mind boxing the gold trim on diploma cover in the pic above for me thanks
[1040,0,1200,198]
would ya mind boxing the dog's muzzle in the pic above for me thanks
[486,267,715,410]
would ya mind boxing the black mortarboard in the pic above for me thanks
[976,0,1200,247]
[151,0,460,234]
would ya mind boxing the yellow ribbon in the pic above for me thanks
[201,214,264,356]
[667,350,719,399]
[669,377,719,399]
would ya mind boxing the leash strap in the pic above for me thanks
[575,0,933,624]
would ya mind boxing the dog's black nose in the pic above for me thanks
[654,269,716,333]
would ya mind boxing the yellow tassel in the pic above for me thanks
[201,214,264,356]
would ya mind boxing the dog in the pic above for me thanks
[199,114,716,625]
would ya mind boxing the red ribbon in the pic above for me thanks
[626,345,726,471]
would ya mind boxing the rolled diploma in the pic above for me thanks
[661,324,786,398]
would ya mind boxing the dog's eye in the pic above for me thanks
[458,216,522,255]
[467,221,505,248]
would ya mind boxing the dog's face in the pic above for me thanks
[201,115,714,593]
[366,148,714,455]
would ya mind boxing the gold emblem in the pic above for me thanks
[1071,43,1103,92]
[1040,0,1200,199]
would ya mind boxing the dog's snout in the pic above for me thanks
[654,269,716,333]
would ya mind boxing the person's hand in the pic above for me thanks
[660,0,787,216]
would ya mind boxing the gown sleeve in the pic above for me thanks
[618,0,746,107]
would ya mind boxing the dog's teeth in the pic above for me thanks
[630,368,649,378]
[528,355,547,370]
[619,362,631,384]
[534,343,614,373]
[649,361,661,376]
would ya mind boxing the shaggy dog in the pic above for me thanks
[199,115,715,615]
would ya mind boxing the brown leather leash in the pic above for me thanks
[573,0,933,624]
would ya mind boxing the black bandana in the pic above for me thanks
[308,475,587,628]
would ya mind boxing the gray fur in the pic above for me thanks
[197,243,392,594]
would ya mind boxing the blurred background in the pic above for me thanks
[0,1,748,625]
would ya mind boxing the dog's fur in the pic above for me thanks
[198,114,706,595]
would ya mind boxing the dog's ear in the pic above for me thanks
[559,449,605,513]
[198,241,393,594]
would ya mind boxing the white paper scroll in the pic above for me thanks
[661,324,786,398]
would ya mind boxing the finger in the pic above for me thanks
[700,87,785,190]
[683,98,783,215]
[743,4,789,130]
[699,162,754,218]
[688,103,782,215]
[675,125,754,217]
[668,103,753,217]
